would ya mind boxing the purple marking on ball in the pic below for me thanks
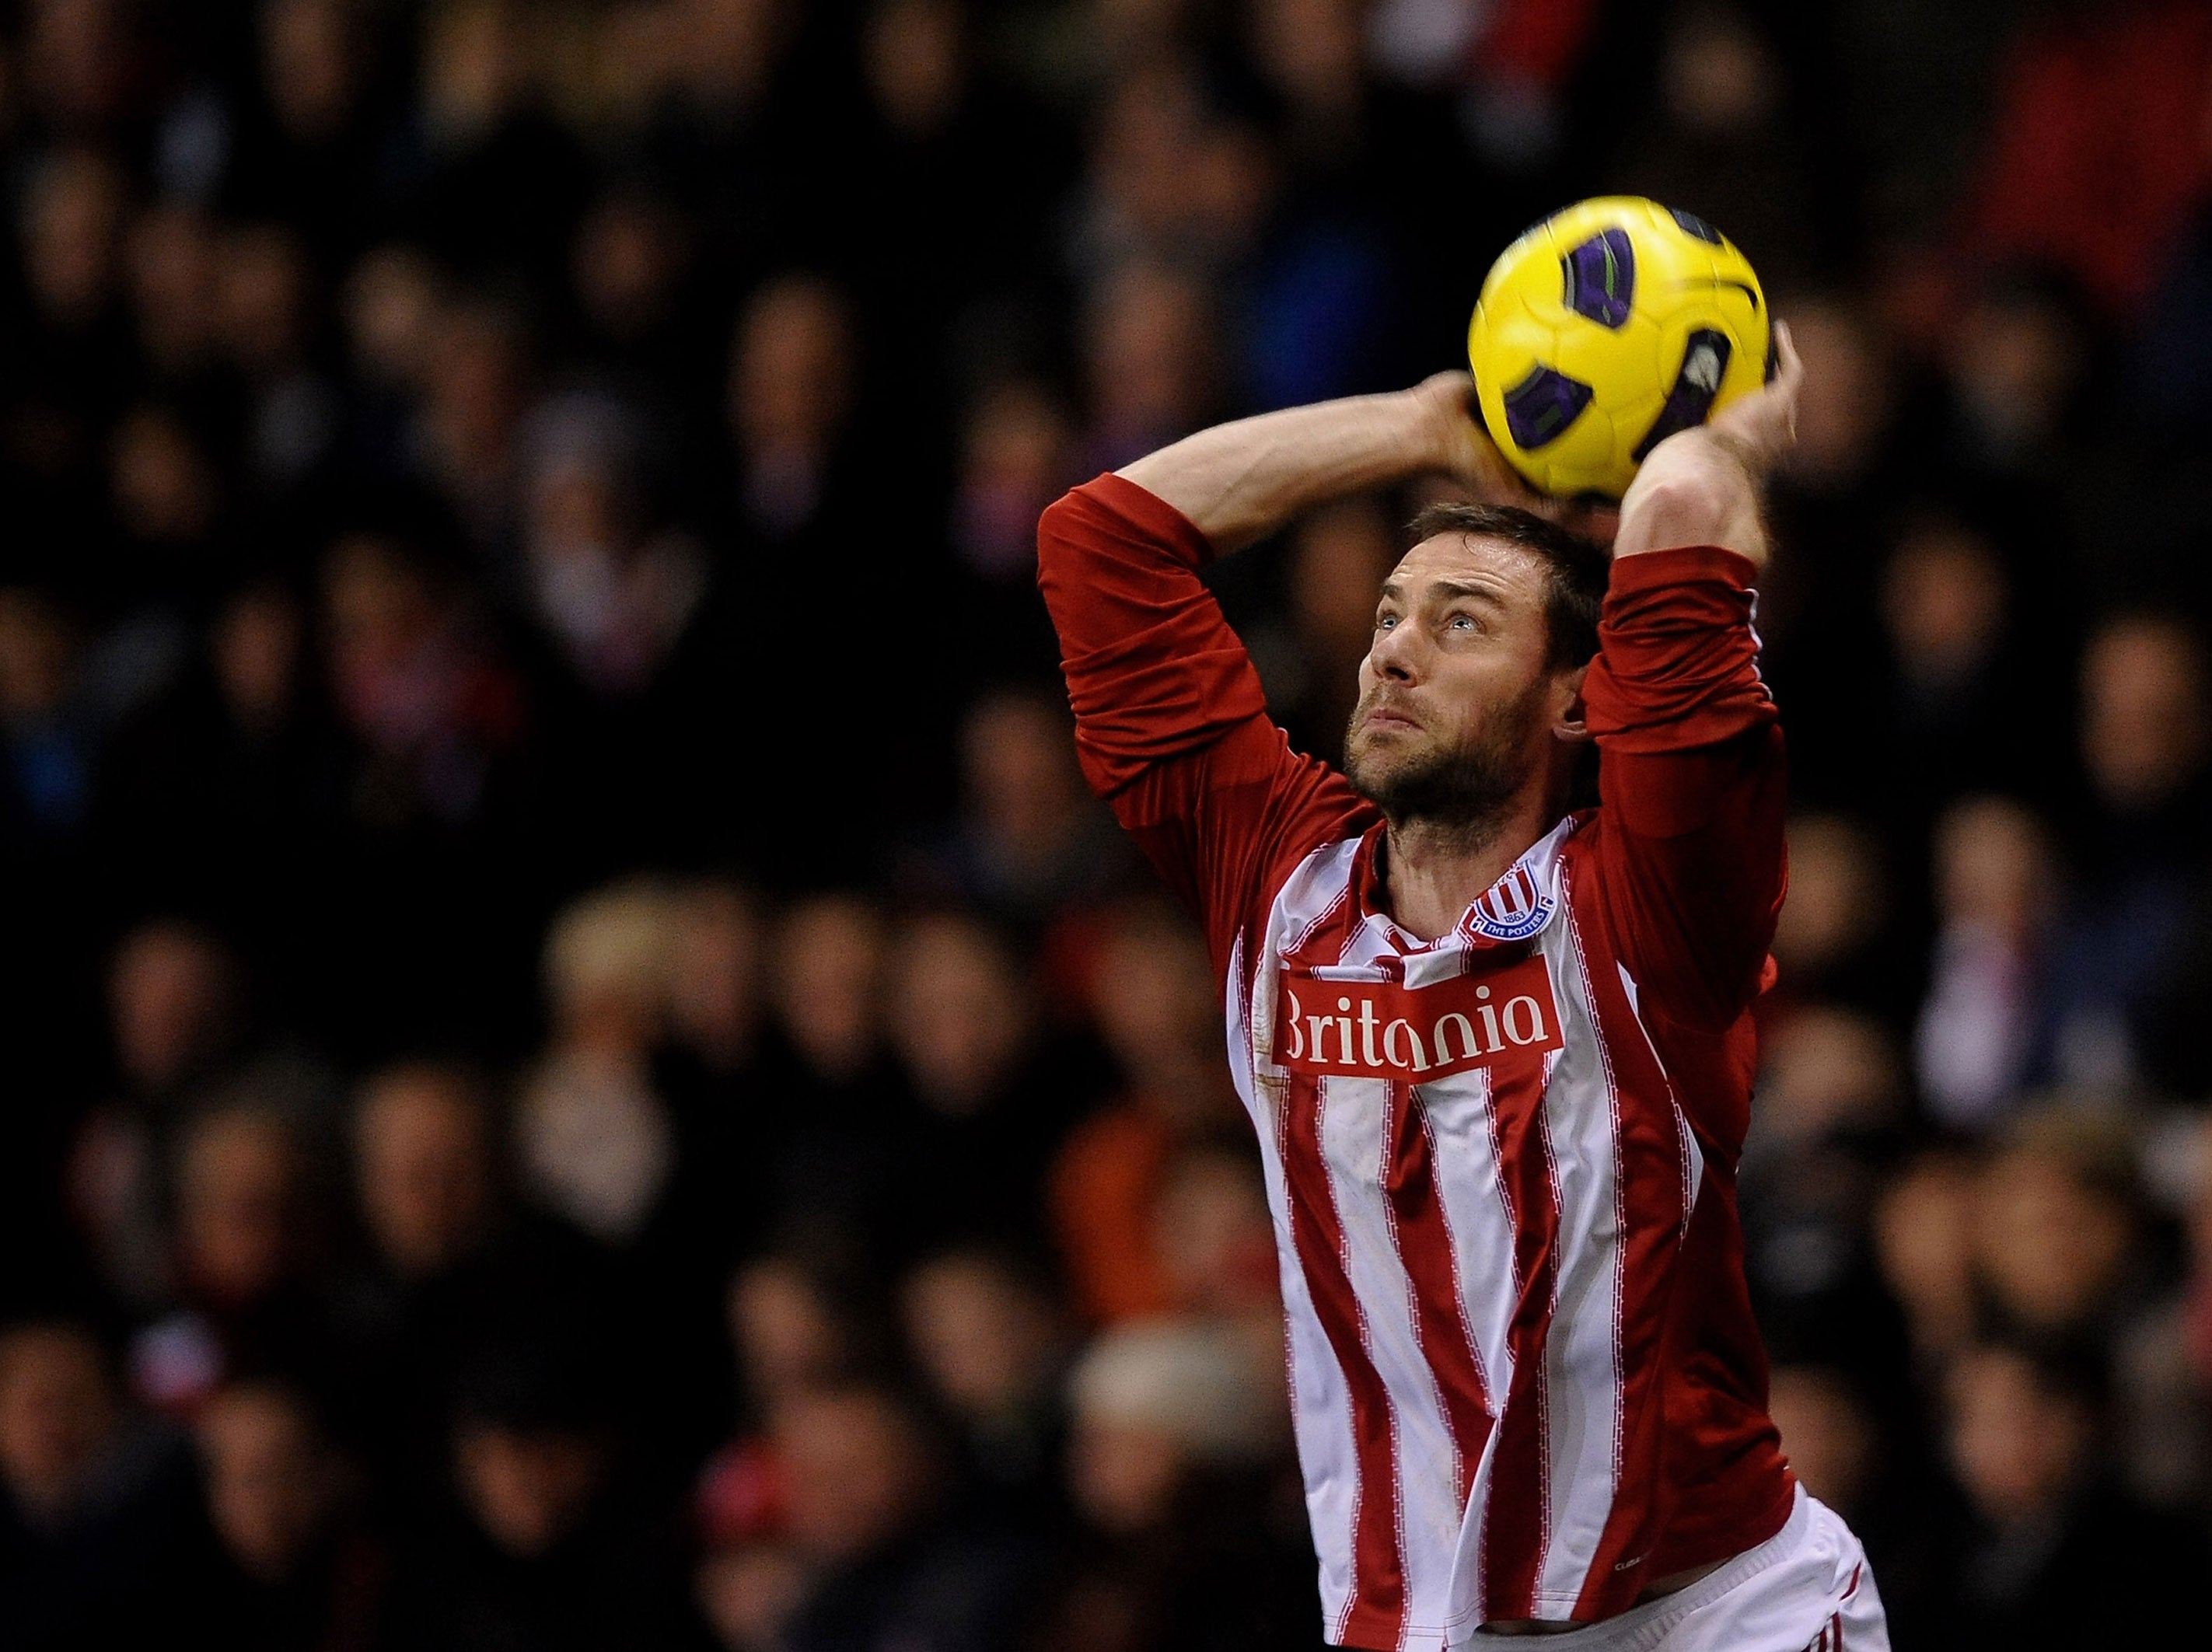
[1632,329,1733,461]
[1561,229,1635,329]
[1501,365,1595,450]
[1670,208,1726,245]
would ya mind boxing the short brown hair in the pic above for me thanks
[1405,503,1608,672]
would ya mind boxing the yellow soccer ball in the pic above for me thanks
[1467,196,1771,502]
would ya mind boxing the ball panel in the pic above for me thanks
[1560,229,1635,329]
[1500,363,1595,450]
[1477,217,1560,309]
[1669,208,1725,245]
[1658,301,1767,440]
[1630,328,1733,463]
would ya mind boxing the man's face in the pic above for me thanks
[1344,534,1580,827]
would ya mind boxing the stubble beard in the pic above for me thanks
[1343,679,1546,849]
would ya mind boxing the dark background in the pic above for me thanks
[3,0,2212,1648]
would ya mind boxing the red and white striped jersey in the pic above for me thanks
[1040,475,1797,1643]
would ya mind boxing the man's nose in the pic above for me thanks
[1368,621,1417,681]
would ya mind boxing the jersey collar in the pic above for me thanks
[1353,812,1580,959]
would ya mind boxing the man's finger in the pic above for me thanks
[1709,319,1802,456]
[1773,320,1802,388]
[1770,323,1803,407]
[1767,320,1803,444]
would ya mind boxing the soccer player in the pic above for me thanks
[1036,330,1889,1650]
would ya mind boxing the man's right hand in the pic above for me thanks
[1116,368,1625,557]
[1409,371,1620,547]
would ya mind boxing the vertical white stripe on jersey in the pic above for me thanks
[1230,872,1362,1636]
[1532,908,1626,1612]
[1262,1075,1364,1634]
[1320,1066,1465,1640]
[1422,1062,1521,1628]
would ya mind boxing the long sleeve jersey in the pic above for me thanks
[1038,473,1796,1645]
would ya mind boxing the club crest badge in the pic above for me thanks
[1462,864,1554,942]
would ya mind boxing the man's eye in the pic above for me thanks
[1448,613,1477,631]
[1376,613,1397,630]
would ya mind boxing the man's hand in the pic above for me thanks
[1119,377,1548,554]
[1408,371,1620,545]
[1707,320,1803,471]
[1114,361,1656,556]
[1613,322,1802,568]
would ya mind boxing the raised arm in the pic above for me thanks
[1041,378,1509,970]
[1578,327,1804,1042]
[1119,373,1543,554]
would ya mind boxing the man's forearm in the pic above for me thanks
[1117,390,1448,554]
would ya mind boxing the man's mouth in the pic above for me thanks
[1362,704,1422,733]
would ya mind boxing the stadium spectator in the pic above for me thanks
[515,877,676,1248]
[1766,812,1896,1016]
[726,1252,884,1423]
[1738,1003,1910,1364]
[1762,1347,1966,1636]
[1966,0,2212,321]
[352,1061,496,1284]
[516,390,708,701]
[1764,1361,1877,1522]
[1973,1108,2149,1343]
[773,1380,1032,1652]
[383,1340,701,1652]
[1050,903,1242,1325]
[1034,1317,1312,1652]
[1941,1333,2208,1646]
[726,273,861,544]
[335,1058,511,1513]
[753,892,917,1260]
[1916,796,2060,1126]
[907,686,1134,931]
[1874,518,2042,812]
[1144,1144,1277,1328]
[697,1514,808,1652]
[130,1097,333,1416]
[2040,613,2211,1086]
[887,908,1082,1252]
[1875,1144,1984,1373]
[187,1378,382,1647]
[1610,2,1828,291]
[107,917,245,1098]
[68,920,246,1310]
[653,876,774,1278]
[0,1318,197,1647]
[900,1245,1071,1520]
[1077,259,1219,473]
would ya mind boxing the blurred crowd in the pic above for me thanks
[6,0,2212,1648]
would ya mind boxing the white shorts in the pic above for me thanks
[1459,1489,1889,1652]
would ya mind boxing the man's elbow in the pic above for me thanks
[1034,488,1090,594]
[1036,487,1082,553]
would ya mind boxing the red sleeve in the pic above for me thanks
[1581,545,1786,1033]
[1036,474,1373,976]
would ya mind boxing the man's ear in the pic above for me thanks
[1552,664,1590,744]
